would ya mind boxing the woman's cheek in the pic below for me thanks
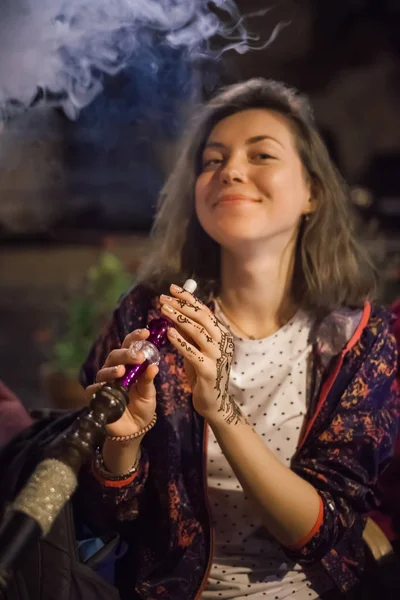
[195,171,213,194]
[194,177,207,206]
[195,179,213,214]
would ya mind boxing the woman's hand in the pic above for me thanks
[85,328,158,438]
[160,284,241,425]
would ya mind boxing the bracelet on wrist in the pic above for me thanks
[106,413,157,442]
[94,446,142,481]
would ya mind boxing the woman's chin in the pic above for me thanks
[211,225,266,247]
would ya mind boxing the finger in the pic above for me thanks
[128,365,158,421]
[170,283,205,307]
[121,328,149,350]
[102,346,145,368]
[134,364,159,400]
[95,364,126,383]
[160,294,218,339]
[160,304,216,353]
[85,382,106,400]
[170,284,206,312]
[167,327,206,367]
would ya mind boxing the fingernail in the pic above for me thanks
[112,365,122,373]
[168,328,178,338]
[162,304,174,313]
[160,294,173,302]
[171,284,183,293]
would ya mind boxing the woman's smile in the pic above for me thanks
[215,193,261,207]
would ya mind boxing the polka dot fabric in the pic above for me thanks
[202,306,333,599]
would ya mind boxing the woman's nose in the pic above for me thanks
[219,163,247,185]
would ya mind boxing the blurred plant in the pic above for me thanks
[50,252,131,377]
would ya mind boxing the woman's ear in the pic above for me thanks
[305,197,317,215]
[306,175,319,214]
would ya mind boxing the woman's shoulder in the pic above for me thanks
[356,304,398,376]
[313,302,395,370]
[347,302,397,359]
[332,302,394,342]
[367,303,397,343]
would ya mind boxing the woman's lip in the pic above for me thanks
[216,194,259,204]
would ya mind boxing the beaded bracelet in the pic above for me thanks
[106,413,157,442]
[93,446,141,481]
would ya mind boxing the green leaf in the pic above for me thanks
[49,252,133,376]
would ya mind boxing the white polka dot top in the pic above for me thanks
[202,304,333,599]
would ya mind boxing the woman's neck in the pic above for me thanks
[217,246,296,339]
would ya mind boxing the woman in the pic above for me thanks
[78,79,399,599]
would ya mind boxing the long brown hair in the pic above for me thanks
[137,78,377,315]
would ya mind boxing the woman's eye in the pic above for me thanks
[255,153,273,160]
[202,158,222,168]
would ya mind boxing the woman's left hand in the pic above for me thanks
[160,284,241,425]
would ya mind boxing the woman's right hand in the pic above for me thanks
[85,328,158,438]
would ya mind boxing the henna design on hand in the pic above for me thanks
[173,300,247,425]
[214,330,235,416]
[176,334,203,361]
[212,330,247,425]
[193,297,206,308]
[200,327,213,344]
[177,337,196,356]
[223,394,246,425]
[211,314,223,329]
[177,314,191,325]
[176,314,214,346]
[215,330,233,394]
[175,299,201,312]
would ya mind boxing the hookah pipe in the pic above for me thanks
[0,279,197,594]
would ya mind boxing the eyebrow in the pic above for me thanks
[204,135,284,150]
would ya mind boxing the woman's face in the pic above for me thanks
[195,108,313,252]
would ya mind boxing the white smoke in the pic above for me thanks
[0,0,284,121]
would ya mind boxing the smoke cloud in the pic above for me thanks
[0,0,284,122]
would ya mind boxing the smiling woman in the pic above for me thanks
[138,78,377,320]
[71,79,397,600]
[2,79,398,600]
